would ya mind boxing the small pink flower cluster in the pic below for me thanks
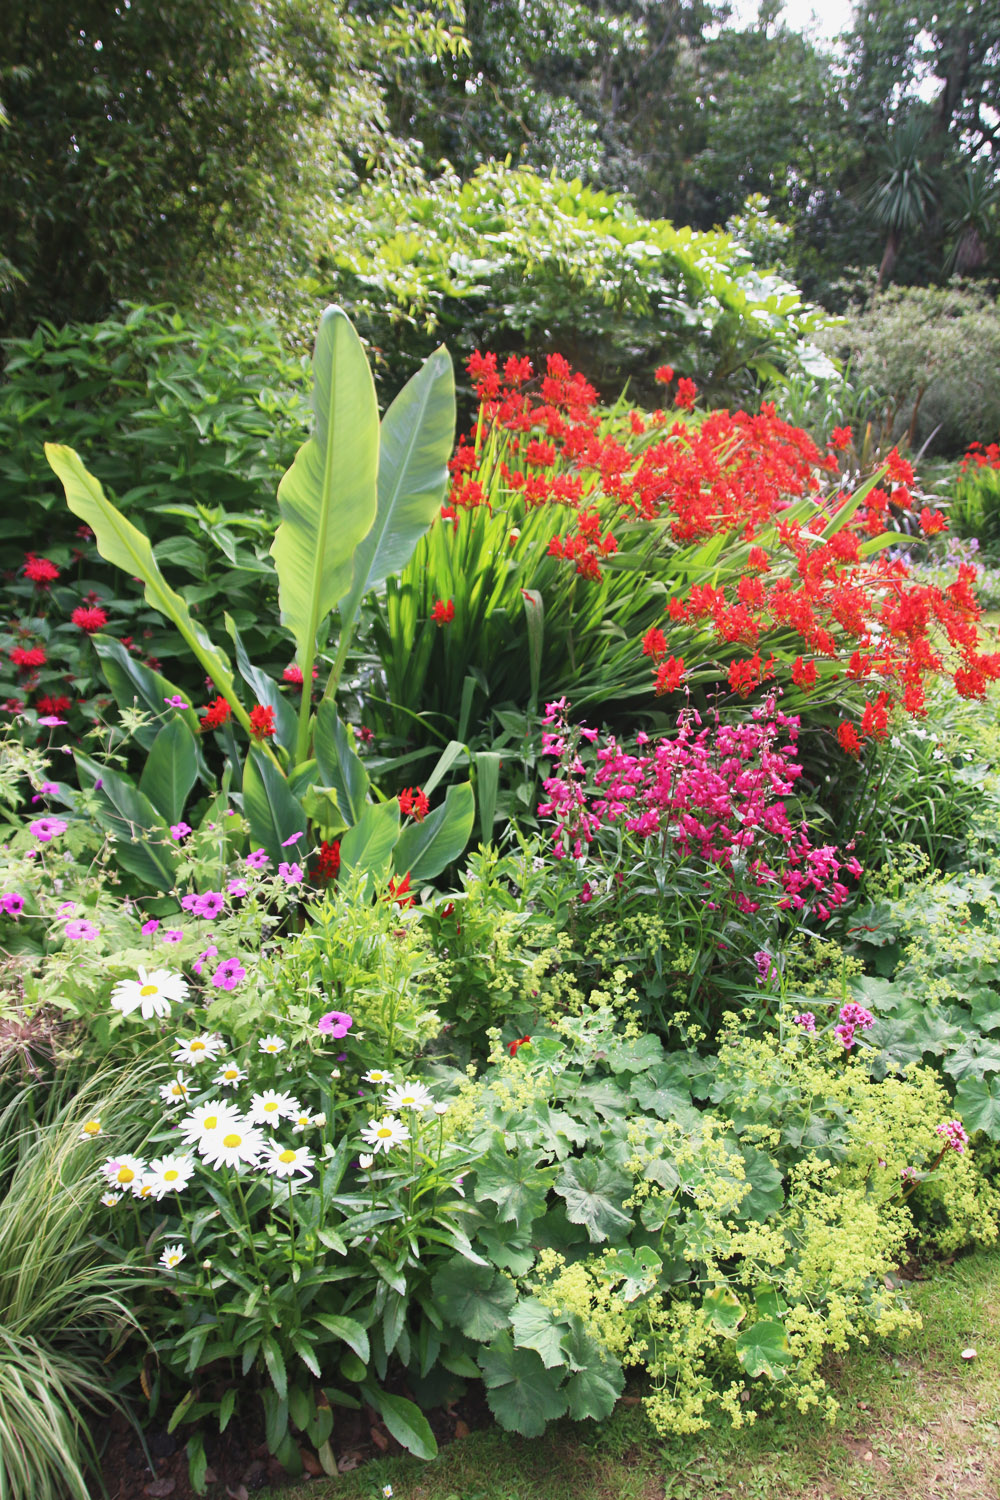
[834,1000,875,1051]
[538,697,862,924]
[935,1118,969,1154]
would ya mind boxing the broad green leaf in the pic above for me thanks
[312,1314,370,1363]
[270,308,379,726]
[739,1147,785,1222]
[473,750,501,844]
[75,751,178,890]
[340,797,400,878]
[44,445,251,735]
[362,1386,438,1460]
[600,1245,662,1303]
[944,1038,1000,1083]
[520,588,544,713]
[479,1333,568,1436]
[954,1076,1000,1139]
[393,781,474,880]
[139,717,198,825]
[703,1285,745,1336]
[561,1320,625,1421]
[422,738,469,798]
[242,747,308,864]
[339,345,455,629]
[555,1158,633,1244]
[92,636,201,748]
[510,1297,570,1369]
[262,1337,288,1400]
[313,701,370,825]
[473,1145,557,1230]
[224,612,298,755]
[431,1256,516,1342]
[735,1320,793,1380]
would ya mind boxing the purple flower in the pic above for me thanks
[839,1001,874,1030]
[30,782,60,803]
[65,919,99,941]
[317,1010,353,1039]
[753,950,772,982]
[935,1119,969,1154]
[29,817,67,842]
[193,891,225,919]
[36,715,66,727]
[226,879,248,898]
[180,893,200,912]
[164,695,190,709]
[193,944,219,976]
[792,1011,816,1032]
[170,822,193,842]
[245,848,269,871]
[1,892,25,918]
[162,928,184,944]
[834,1022,856,1050]
[278,861,303,886]
[211,957,245,991]
[55,902,76,918]
[141,918,160,936]
[281,831,304,847]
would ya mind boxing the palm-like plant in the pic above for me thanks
[946,158,999,275]
[867,115,938,286]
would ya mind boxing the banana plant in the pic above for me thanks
[45,307,474,887]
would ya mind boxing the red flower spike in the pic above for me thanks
[654,365,674,385]
[315,839,341,880]
[837,722,863,756]
[509,1036,532,1057]
[249,704,276,741]
[199,696,232,731]
[399,787,429,822]
[430,599,455,625]
[24,554,60,586]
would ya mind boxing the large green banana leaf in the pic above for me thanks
[337,346,455,632]
[44,445,252,736]
[270,306,379,747]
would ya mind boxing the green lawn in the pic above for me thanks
[273,1252,1000,1500]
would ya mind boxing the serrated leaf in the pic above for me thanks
[312,1313,370,1363]
[509,1297,570,1369]
[735,1319,793,1380]
[703,1285,745,1336]
[479,1333,568,1437]
[599,1245,662,1302]
[472,1145,557,1230]
[555,1157,633,1243]
[954,1075,1000,1139]
[431,1256,516,1342]
[561,1320,625,1421]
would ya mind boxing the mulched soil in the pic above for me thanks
[98,1390,490,1500]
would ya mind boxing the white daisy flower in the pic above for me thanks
[158,1073,192,1108]
[178,1101,241,1149]
[363,1069,394,1086]
[247,1090,301,1126]
[100,1192,122,1207]
[257,1034,286,1055]
[358,1154,374,1170]
[133,1176,156,1201]
[111,967,188,1020]
[159,1243,186,1270]
[146,1154,196,1199]
[432,1101,450,1116]
[214,1062,247,1089]
[383,1080,433,1113]
[261,1142,315,1181]
[198,1123,264,1170]
[360,1114,410,1154]
[173,1033,225,1066]
[101,1154,147,1190]
[311,1112,327,1128]
[291,1111,318,1134]
[79,1117,102,1140]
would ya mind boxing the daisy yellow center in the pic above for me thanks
[265,1044,278,1052]
[297,1116,309,1125]
[171,1084,185,1096]
[203,1115,218,1130]
[263,1102,278,1113]
[279,1150,297,1164]
[190,1041,206,1053]
[163,1169,179,1181]
[139,1185,153,1196]
[223,1069,238,1079]
[401,1095,416,1104]
[139,984,158,996]
[376,1127,393,1139]
[82,1120,101,1135]
[222,1133,241,1148]
[117,1166,135,1183]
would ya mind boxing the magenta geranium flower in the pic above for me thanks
[278,861,303,886]
[245,848,270,871]
[211,957,245,991]
[170,822,192,841]
[29,817,68,842]
[1,892,25,917]
[193,944,219,976]
[141,918,160,935]
[193,891,225,919]
[65,919,99,940]
[317,1010,353,1039]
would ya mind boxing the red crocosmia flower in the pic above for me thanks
[249,704,276,741]
[386,872,414,908]
[24,554,60,586]
[674,378,698,411]
[829,426,852,450]
[399,787,429,822]
[509,1035,532,1058]
[10,646,47,670]
[36,694,71,716]
[315,839,341,880]
[837,722,863,757]
[503,354,533,387]
[642,626,668,661]
[282,664,304,684]
[791,656,817,690]
[654,365,674,385]
[654,655,685,695]
[919,507,947,536]
[430,599,455,625]
[886,448,914,486]
[199,696,232,731]
[70,605,107,633]
[746,546,770,572]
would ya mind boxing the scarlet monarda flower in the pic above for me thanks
[23,554,60,586]
[70,605,107,633]
[10,646,47,671]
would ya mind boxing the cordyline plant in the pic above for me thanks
[44,309,474,891]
